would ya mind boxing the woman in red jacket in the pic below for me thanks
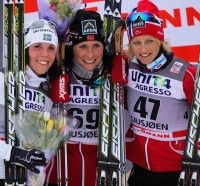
[46,9,112,186]
[125,0,196,186]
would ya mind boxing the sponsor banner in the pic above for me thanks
[25,0,200,62]
[24,0,39,26]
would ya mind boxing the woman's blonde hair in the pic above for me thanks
[127,39,172,62]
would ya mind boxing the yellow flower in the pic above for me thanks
[43,112,51,121]
[46,119,54,133]
[58,118,64,130]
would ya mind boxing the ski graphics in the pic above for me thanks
[0,1,3,69]
[97,75,126,186]
[97,0,126,185]
[14,0,26,185]
[103,0,122,56]
[178,64,200,186]
[4,0,16,185]
[4,0,26,185]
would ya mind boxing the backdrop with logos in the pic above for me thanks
[25,0,200,62]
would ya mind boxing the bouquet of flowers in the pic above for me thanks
[13,110,78,186]
[37,0,83,36]
[49,0,82,19]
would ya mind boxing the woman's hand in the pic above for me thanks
[9,146,47,174]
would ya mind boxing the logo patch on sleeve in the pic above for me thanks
[170,62,183,74]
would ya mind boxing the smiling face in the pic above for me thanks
[130,35,161,65]
[28,42,57,76]
[73,40,104,71]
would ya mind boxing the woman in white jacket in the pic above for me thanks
[0,19,59,184]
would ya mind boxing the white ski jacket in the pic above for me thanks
[0,66,53,178]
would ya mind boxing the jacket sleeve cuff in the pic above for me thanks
[0,140,12,161]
